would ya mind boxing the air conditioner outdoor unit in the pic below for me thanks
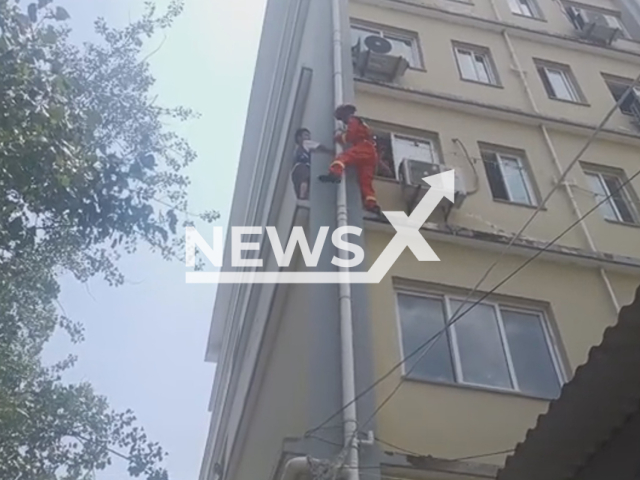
[398,159,467,219]
[352,35,410,82]
[566,6,622,44]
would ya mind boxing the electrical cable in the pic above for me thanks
[305,167,640,437]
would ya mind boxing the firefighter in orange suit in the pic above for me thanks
[319,104,385,215]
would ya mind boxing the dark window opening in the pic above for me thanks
[372,132,396,179]
[482,151,510,201]
[605,81,637,115]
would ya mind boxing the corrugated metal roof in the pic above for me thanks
[497,285,640,480]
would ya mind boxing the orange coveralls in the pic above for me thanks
[329,116,379,210]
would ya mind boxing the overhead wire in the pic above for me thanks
[306,165,640,438]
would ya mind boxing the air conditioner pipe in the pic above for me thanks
[487,0,620,312]
[332,1,361,480]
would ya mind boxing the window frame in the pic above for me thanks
[582,165,640,225]
[394,288,566,399]
[534,59,585,104]
[350,21,424,70]
[602,74,640,116]
[481,148,538,206]
[452,42,501,86]
[562,1,630,39]
[508,0,542,19]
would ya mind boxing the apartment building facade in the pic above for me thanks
[200,1,640,480]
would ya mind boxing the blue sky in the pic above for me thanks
[42,0,267,478]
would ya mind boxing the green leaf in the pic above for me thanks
[54,6,70,21]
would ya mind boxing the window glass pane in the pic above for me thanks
[450,300,512,389]
[482,153,509,201]
[586,172,619,220]
[603,175,637,223]
[547,69,575,101]
[501,310,561,399]
[507,0,522,13]
[397,294,455,382]
[518,0,534,16]
[501,157,533,204]
[457,50,477,81]
[473,54,491,83]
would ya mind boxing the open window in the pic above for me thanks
[602,74,640,120]
[582,163,639,225]
[350,20,422,82]
[480,145,538,206]
[372,130,441,181]
[534,59,585,104]
[563,1,628,44]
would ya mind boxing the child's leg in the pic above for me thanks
[299,181,309,200]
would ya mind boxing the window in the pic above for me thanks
[453,43,500,86]
[603,75,640,116]
[535,60,584,103]
[396,290,564,399]
[481,148,537,205]
[371,128,441,180]
[563,2,630,39]
[508,0,541,18]
[583,166,639,224]
[350,23,422,68]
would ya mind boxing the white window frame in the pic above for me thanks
[542,65,581,102]
[453,45,498,85]
[583,168,639,224]
[484,150,537,206]
[508,0,540,18]
[350,23,422,68]
[390,133,440,179]
[395,290,566,397]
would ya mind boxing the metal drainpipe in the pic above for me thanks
[487,0,620,312]
[331,0,361,480]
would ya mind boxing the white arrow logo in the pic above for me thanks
[186,170,454,284]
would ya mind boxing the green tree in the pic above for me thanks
[0,0,216,477]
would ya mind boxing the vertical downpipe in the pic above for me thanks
[487,0,620,312]
[331,0,360,480]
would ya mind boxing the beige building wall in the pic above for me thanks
[231,279,310,480]
[365,230,639,465]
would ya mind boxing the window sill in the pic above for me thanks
[512,12,547,22]
[604,218,640,228]
[492,198,545,210]
[547,96,590,107]
[446,0,474,4]
[459,77,504,89]
[402,374,558,402]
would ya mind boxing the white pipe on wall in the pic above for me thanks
[331,1,361,480]
[487,0,620,312]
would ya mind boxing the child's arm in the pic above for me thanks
[304,139,334,155]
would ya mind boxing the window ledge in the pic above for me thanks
[459,77,504,89]
[492,198,546,210]
[604,218,640,229]
[547,96,590,107]
[446,0,474,4]
[402,374,558,402]
[512,12,547,22]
